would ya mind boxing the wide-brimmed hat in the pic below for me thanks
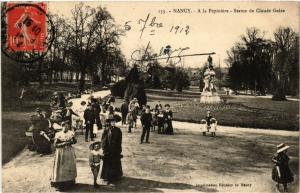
[201,119,207,124]
[277,143,290,153]
[81,101,87,105]
[211,118,217,123]
[106,114,121,123]
[89,141,102,150]
[165,104,170,107]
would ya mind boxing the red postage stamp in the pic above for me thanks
[6,3,47,52]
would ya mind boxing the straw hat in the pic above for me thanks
[277,143,290,153]
[89,141,102,150]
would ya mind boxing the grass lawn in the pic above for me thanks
[2,82,102,164]
[114,89,299,131]
[2,101,49,164]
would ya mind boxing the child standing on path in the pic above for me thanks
[89,142,103,187]
[272,143,294,192]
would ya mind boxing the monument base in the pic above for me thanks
[200,92,221,104]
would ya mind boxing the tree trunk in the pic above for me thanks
[76,72,79,82]
[78,68,86,92]
[60,71,63,81]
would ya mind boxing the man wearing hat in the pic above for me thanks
[84,104,97,142]
[91,98,102,130]
[101,117,123,184]
[272,143,294,192]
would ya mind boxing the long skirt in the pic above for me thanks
[51,146,77,184]
[101,155,123,182]
[164,121,174,134]
[272,165,294,184]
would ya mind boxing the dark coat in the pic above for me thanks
[163,110,173,134]
[272,153,294,184]
[206,115,212,126]
[101,126,123,182]
[121,103,129,115]
[84,109,96,125]
[92,102,101,114]
[141,112,152,127]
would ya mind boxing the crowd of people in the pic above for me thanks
[119,99,174,143]
[25,91,295,192]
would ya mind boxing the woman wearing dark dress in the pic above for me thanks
[163,104,173,135]
[272,143,294,192]
[101,117,123,185]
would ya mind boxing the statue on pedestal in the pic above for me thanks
[200,56,221,104]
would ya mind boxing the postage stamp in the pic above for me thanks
[1,3,54,63]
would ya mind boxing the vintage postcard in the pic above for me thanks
[1,1,299,193]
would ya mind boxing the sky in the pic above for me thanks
[49,1,299,68]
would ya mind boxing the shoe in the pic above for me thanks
[91,139,95,141]
[85,140,89,142]
[140,141,143,144]
[146,141,150,143]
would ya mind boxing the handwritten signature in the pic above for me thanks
[131,41,190,65]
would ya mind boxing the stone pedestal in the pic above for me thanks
[200,91,221,104]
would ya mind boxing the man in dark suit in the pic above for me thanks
[140,105,152,144]
[120,100,128,125]
[91,98,102,130]
[84,104,96,142]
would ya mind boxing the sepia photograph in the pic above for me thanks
[1,1,299,193]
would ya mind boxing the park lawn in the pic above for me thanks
[114,90,299,131]
[1,82,101,164]
[2,101,50,164]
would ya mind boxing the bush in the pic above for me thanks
[110,80,127,98]
[272,87,287,101]
[124,83,147,106]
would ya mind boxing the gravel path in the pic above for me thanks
[2,90,299,193]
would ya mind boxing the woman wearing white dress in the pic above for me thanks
[51,121,77,190]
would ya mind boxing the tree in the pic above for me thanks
[124,65,147,106]
[226,27,273,94]
[272,27,299,100]
[67,3,124,92]
[174,68,190,92]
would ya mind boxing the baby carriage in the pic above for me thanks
[201,118,217,137]
[26,115,55,154]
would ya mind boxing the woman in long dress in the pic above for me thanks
[163,104,174,135]
[51,121,77,190]
[101,117,123,185]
